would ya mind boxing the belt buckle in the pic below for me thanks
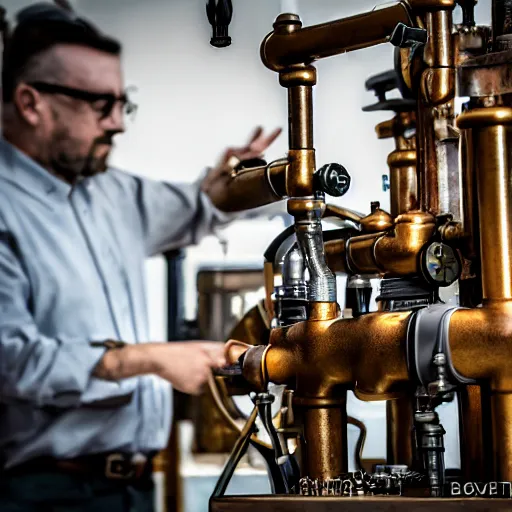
[105,453,135,480]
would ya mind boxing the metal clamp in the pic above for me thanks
[406,304,477,390]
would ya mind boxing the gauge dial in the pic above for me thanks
[422,242,461,287]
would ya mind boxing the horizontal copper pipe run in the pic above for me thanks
[232,304,512,398]
[324,211,435,276]
[231,310,412,400]
[260,3,412,72]
[208,160,287,212]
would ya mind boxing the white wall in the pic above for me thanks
[1,0,494,336]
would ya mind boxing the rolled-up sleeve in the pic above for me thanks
[0,227,135,409]
[132,173,237,257]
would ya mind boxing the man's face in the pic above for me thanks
[35,44,126,183]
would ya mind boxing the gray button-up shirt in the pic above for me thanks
[0,138,230,468]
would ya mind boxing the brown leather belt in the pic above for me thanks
[5,452,154,481]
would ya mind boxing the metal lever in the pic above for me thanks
[390,23,428,48]
[211,393,297,498]
[255,393,300,494]
[212,406,259,498]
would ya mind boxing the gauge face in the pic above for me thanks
[422,242,461,287]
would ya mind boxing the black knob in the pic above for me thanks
[314,163,351,197]
[206,0,233,48]
[362,69,416,112]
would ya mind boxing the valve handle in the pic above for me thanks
[314,163,351,197]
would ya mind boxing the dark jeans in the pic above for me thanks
[0,471,155,512]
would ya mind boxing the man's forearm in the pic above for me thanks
[93,343,160,381]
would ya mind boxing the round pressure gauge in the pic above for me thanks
[421,242,461,287]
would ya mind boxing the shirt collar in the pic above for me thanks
[0,138,75,207]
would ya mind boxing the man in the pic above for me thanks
[0,3,281,511]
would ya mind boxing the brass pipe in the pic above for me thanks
[450,303,512,479]
[207,160,288,212]
[301,402,348,480]
[280,68,316,198]
[458,128,482,308]
[323,204,364,225]
[233,311,412,398]
[261,4,412,72]
[288,85,313,149]
[376,112,418,217]
[386,397,414,467]
[458,386,490,481]
[325,239,347,274]
[425,10,453,68]
[227,303,512,473]
[388,151,419,216]
[416,102,440,214]
[491,392,512,481]
[457,107,512,301]
[325,211,435,276]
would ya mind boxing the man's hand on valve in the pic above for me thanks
[200,126,282,197]
[95,341,228,396]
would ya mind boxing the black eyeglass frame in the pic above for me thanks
[27,81,138,120]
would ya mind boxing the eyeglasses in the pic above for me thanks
[27,81,138,120]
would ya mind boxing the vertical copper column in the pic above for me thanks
[417,7,455,215]
[458,128,487,480]
[471,121,512,301]
[388,150,418,217]
[491,392,512,481]
[458,107,512,480]
[386,398,414,466]
[416,102,439,214]
[280,67,316,198]
[376,112,418,217]
[298,398,348,480]
[458,385,493,481]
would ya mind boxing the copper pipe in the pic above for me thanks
[323,204,364,224]
[459,129,479,261]
[458,129,483,307]
[260,4,412,72]
[421,9,455,106]
[280,68,316,198]
[450,303,512,480]
[386,397,414,466]
[325,239,348,274]
[230,303,512,473]
[301,403,348,480]
[207,160,287,212]
[458,386,490,481]
[263,262,275,321]
[325,211,435,277]
[288,85,313,149]
[416,102,440,214]
[388,150,419,217]
[239,311,412,398]
[491,392,512,481]
[425,10,453,68]
[376,112,418,217]
[458,107,512,301]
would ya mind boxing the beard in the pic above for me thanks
[47,129,114,184]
